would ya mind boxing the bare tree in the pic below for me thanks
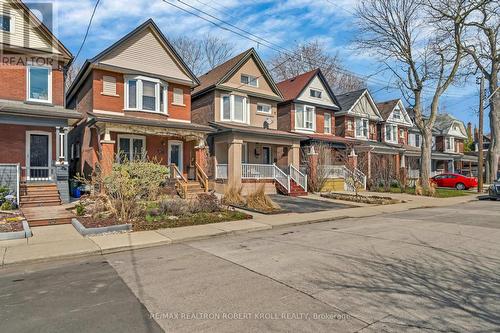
[458,0,499,182]
[65,62,81,92]
[301,143,336,193]
[171,34,234,76]
[355,0,482,191]
[337,144,369,196]
[269,41,365,94]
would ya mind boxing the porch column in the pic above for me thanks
[194,139,208,174]
[100,128,115,176]
[55,127,70,165]
[288,142,301,168]
[307,147,318,182]
[367,150,372,179]
[228,138,243,185]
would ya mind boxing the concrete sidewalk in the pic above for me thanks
[0,193,478,267]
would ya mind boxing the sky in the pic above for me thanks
[45,0,485,131]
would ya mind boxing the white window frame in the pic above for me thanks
[0,13,13,33]
[310,89,322,98]
[385,124,398,143]
[26,64,52,104]
[324,112,332,134]
[415,133,421,147]
[256,103,272,114]
[172,87,185,106]
[124,75,168,114]
[117,134,146,162]
[220,94,250,124]
[445,136,455,152]
[240,74,258,87]
[355,118,369,139]
[295,104,316,132]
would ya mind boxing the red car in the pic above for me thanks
[431,173,478,190]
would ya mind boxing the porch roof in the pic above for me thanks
[303,134,356,148]
[0,100,81,124]
[87,112,213,133]
[356,140,404,154]
[209,122,307,140]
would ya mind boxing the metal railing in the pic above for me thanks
[215,164,228,179]
[241,163,275,179]
[273,164,290,193]
[21,166,56,182]
[289,164,307,192]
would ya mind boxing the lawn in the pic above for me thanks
[383,187,474,198]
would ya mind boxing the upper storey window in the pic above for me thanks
[27,65,52,103]
[125,76,168,114]
[295,104,315,131]
[1,15,12,32]
[221,94,249,124]
[310,89,322,98]
[241,74,258,87]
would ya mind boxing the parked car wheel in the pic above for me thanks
[455,182,466,190]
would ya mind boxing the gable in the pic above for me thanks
[98,27,193,84]
[447,121,466,138]
[0,1,62,54]
[350,92,381,120]
[386,100,413,126]
[296,75,336,108]
[221,55,280,99]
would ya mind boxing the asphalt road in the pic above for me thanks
[1,200,499,332]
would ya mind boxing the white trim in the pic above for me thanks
[240,74,259,87]
[25,131,52,181]
[116,134,146,162]
[167,118,191,123]
[168,140,184,172]
[295,103,316,132]
[355,117,369,139]
[93,109,125,116]
[324,112,332,134]
[26,65,52,104]
[220,94,249,124]
[124,75,168,114]
[241,142,248,163]
[256,103,272,114]
[0,12,14,34]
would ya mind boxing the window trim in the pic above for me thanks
[324,112,332,134]
[0,13,14,33]
[124,75,168,114]
[220,93,249,124]
[355,117,369,139]
[295,104,316,132]
[240,74,259,87]
[116,134,146,162]
[172,87,185,106]
[310,88,322,99]
[101,75,118,96]
[445,136,455,152]
[256,103,272,114]
[385,124,398,143]
[26,64,52,104]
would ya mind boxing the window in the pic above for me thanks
[241,74,258,87]
[385,124,398,143]
[295,104,315,130]
[220,94,249,123]
[310,89,322,98]
[102,76,117,96]
[393,109,401,119]
[118,135,145,162]
[173,88,184,105]
[399,128,405,139]
[125,76,167,113]
[1,14,12,32]
[324,112,332,134]
[356,118,369,138]
[256,103,271,114]
[347,120,353,131]
[415,134,421,147]
[27,66,51,103]
[445,137,455,152]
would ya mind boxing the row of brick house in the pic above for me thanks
[0,2,478,209]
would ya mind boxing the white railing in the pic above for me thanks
[241,163,275,179]
[289,164,307,192]
[320,165,346,179]
[273,164,290,192]
[215,164,228,179]
[22,166,55,182]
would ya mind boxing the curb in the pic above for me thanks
[72,218,132,236]
[0,220,32,241]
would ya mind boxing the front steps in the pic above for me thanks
[275,179,308,196]
[20,183,62,208]
[21,205,74,227]
[176,181,207,199]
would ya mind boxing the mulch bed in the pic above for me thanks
[321,192,401,205]
[78,216,127,229]
[0,211,25,233]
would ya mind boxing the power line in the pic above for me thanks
[74,0,101,63]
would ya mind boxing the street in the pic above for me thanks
[1,200,499,332]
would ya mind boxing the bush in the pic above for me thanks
[246,184,280,212]
[189,193,221,213]
[0,201,14,211]
[159,197,187,216]
[222,184,245,206]
[75,203,85,216]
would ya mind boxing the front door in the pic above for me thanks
[262,146,271,165]
[27,132,50,180]
[168,140,183,174]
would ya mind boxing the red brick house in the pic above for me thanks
[66,19,212,197]
[0,0,81,207]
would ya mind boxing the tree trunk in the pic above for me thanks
[488,95,500,182]
[420,128,433,189]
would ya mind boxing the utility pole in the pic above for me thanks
[478,75,484,192]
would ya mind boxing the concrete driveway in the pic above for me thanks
[1,200,499,332]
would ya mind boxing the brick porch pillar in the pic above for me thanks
[347,149,357,170]
[308,146,318,181]
[100,129,115,176]
[194,140,208,174]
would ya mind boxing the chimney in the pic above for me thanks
[474,126,479,142]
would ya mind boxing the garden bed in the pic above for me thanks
[321,192,400,205]
[0,211,32,240]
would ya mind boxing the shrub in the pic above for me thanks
[159,197,187,216]
[189,192,221,213]
[75,203,85,216]
[246,184,280,212]
[0,201,14,211]
[222,184,245,206]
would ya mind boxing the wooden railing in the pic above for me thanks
[195,163,209,192]
[273,164,290,193]
[241,163,275,179]
[170,164,188,199]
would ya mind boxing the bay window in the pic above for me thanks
[356,118,369,138]
[27,65,52,103]
[295,104,315,131]
[117,135,146,162]
[220,94,249,123]
[125,76,167,113]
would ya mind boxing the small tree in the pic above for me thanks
[301,143,336,193]
[371,154,396,192]
[337,144,369,196]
